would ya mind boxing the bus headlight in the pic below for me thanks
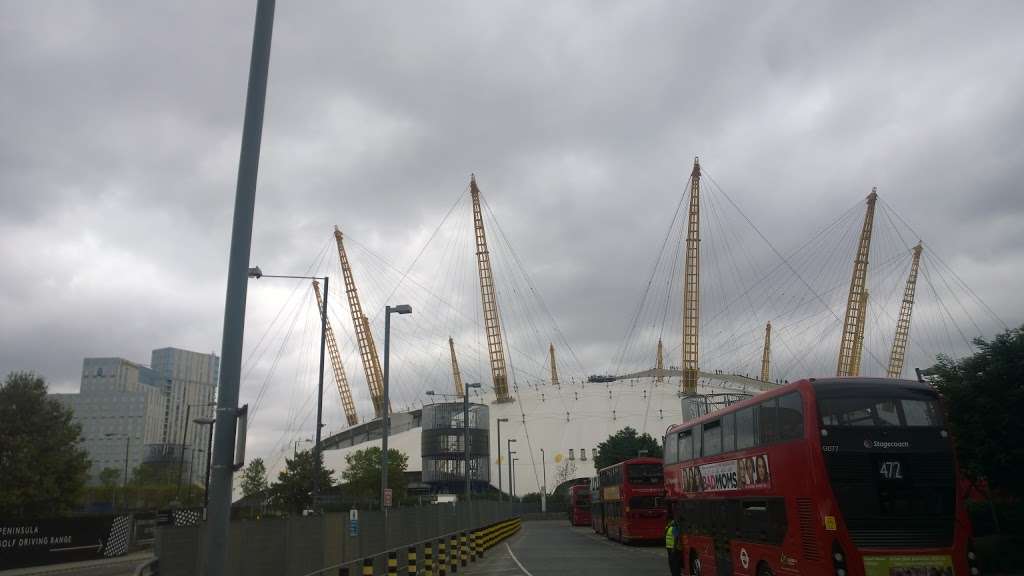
[832,542,848,576]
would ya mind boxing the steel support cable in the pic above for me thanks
[248,286,311,425]
[482,196,589,377]
[241,237,333,380]
[879,197,1007,331]
[920,264,971,351]
[609,182,689,375]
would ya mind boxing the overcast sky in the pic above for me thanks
[3,2,1022,469]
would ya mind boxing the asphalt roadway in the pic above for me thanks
[463,520,667,576]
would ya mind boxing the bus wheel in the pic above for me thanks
[689,550,701,576]
[756,562,773,576]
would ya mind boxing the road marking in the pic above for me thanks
[506,542,535,576]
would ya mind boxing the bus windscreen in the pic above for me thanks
[818,395,943,428]
[627,463,662,485]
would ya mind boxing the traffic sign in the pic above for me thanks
[383,488,393,508]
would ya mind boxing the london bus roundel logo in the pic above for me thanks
[740,548,749,569]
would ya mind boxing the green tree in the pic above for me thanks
[931,326,1024,498]
[240,457,269,498]
[593,426,663,470]
[0,372,91,518]
[270,450,336,514]
[99,467,121,488]
[340,447,408,501]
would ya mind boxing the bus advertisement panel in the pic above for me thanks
[663,377,976,576]
[598,457,666,543]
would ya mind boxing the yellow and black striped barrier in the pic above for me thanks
[333,517,521,575]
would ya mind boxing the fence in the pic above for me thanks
[156,501,523,576]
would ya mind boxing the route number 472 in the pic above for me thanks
[879,461,903,480]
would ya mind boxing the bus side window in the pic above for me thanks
[703,420,722,457]
[678,429,692,461]
[736,406,756,449]
[759,397,779,444]
[664,432,678,463]
[778,392,804,440]
[722,412,736,453]
[693,424,703,460]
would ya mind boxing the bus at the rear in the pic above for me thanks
[598,457,666,543]
[569,484,593,527]
[663,377,977,576]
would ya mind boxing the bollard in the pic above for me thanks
[387,551,398,576]
[362,557,374,576]
[438,539,447,576]
[474,530,483,558]
[449,535,459,574]
[460,533,468,567]
[425,541,435,576]
[407,546,417,575]
[468,531,476,562]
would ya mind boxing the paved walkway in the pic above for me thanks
[464,520,665,576]
[0,551,154,576]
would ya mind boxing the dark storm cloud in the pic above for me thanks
[2,1,1022,468]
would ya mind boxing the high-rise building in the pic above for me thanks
[51,358,167,484]
[51,347,220,487]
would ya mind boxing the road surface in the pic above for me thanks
[464,520,666,576]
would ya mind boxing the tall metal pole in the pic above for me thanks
[123,436,131,485]
[176,404,192,499]
[496,419,504,502]
[381,309,391,510]
[464,389,471,502]
[312,276,328,512]
[540,448,546,513]
[205,1,276,573]
[204,424,214,511]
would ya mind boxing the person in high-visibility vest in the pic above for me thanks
[665,504,681,576]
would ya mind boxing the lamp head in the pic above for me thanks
[389,304,412,315]
[497,417,509,423]
[247,266,263,279]
[194,417,215,425]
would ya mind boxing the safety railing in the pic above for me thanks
[303,517,521,576]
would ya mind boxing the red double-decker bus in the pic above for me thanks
[664,377,977,576]
[598,457,666,543]
[569,484,593,526]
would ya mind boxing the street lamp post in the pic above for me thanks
[177,402,215,501]
[249,269,329,512]
[463,382,481,502]
[496,418,508,501]
[512,458,519,501]
[540,448,547,513]
[293,438,312,456]
[380,305,411,510]
[104,433,130,510]
[193,417,216,512]
[507,439,517,498]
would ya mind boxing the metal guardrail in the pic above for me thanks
[302,517,521,576]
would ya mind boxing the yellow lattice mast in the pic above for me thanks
[681,157,701,395]
[449,336,464,397]
[333,227,388,417]
[887,243,923,378]
[312,281,358,426]
[760,322,772,382]
[471,175,512,403]
[549,343,560,387]
[655,338,664,383]
[849,290,869,376]
[837,189,878,377]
